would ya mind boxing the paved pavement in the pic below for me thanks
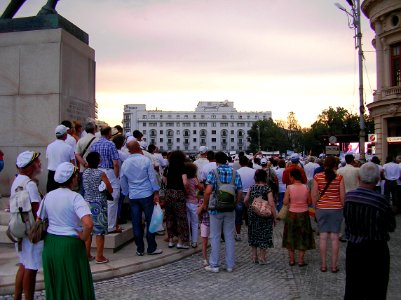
[1,215,400,300]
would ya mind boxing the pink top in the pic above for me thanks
[186,178,198,204]
[288,183,309,213]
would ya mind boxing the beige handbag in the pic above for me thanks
[251,196,272,217]
[277,204,289,220]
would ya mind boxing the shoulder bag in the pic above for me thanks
[28,197,48,244]
[250,187,272,217]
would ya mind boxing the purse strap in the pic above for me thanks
[319,177,335,198]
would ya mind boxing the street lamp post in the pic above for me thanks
[335,0,366,160]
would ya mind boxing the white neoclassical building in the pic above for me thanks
[122,101,272,153]
[362,0,401,160]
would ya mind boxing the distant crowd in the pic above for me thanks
[2,118,399,300]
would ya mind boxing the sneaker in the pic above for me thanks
[136,251,144,256]
[235,234,242,241]
[226,267,233,273]
[191,242,198,248]
[148,249,163,255]
[168,242,175,248]
[176,244,190,249]
[202,259,209,267]
[205,265,219,273]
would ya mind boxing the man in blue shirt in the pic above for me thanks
[199,151,242,273]
[120,141,162,256]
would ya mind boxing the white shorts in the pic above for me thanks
[15,238,43,270]
[200,223,210,238]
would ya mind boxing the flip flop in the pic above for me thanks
[320,266,327,272]
[289,261,296,266]
[95,258,109,264]
[298,263,308,267]
[331,267,340,273]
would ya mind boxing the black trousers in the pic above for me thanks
[344,241,390,300]
[385,180,399,209]
[46,170,58,193]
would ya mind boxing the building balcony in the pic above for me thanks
[200,141,206,146]
[374,86,401,102]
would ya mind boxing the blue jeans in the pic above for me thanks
[234,200,244,225]
[129,196,157,254]
[277,192,285,211]
[209,211,235,269]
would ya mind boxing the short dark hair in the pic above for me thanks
[133,130,143,139]
[254,169,267,183]
[112,135,125,150]
[114,125,123,133]
[148,144,157,153]
[345,154,354,164]
[238,151,245,158]
[239,155,249,166]
[185,162,198,179]
[86,152,101,169]
[371,156,380,165]
[278,159,286,168]
[215,151,227,164]
[61,120,72,129]
[101,126,112,136]
[207,150,215,161]
[289,168,302,181]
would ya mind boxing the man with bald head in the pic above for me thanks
[120,140,162,256]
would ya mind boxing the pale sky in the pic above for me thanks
[5,0,377,128]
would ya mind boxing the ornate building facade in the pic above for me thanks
[362,0,401,159]
[123,101,272,153]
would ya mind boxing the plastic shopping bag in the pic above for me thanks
[149,203,164,233]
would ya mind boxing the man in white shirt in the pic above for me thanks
[11,151,43,300]
[304,156,319,188]
[61,120,77,152]
[235,156,256,241]
[46,125,75,192]
[194,146,209,181]
[337,154,360,193]
[200,151,217,183]
[383,155,401,213]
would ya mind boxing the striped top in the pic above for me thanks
[344,188,396,243]
[314,172,343,209]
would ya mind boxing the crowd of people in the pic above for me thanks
[5,118,400,299]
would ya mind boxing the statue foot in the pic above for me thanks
[37,6,57,16]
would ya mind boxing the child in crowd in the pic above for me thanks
[185,163,202,248]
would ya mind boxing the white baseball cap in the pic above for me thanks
[260,158,268,165]
[199,146,208,154]
[54,162,76,184]
[139,141,148,150]
[16,151,40,168]
[55,124,68,137]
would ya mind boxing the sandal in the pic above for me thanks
[289,261,296,266]
[88,256,95,261]
[95,258,109,264]
[298,263,308,267]
[331,267,340,273]
[320,266,327,272]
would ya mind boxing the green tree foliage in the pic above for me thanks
[247,107,374,156]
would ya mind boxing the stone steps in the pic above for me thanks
[0,209,134,251]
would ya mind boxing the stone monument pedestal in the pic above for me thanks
[0,26,96,195]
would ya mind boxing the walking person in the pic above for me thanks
[11,151,43,300]
[275,159,287,211]
[83,152,112,263]
[120,141,162,256]
[41,162,95,300]
[383,155,401,213]
[163,150,190,249]
[199,152,242,272]
[343,162,396,300]
[282,168,315,267]
[91,126,121,233]
[311,156,345,273]
[244,169,276,264]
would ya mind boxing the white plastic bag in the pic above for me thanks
[149,204,164,233]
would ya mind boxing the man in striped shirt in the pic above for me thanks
[343,162,396,300]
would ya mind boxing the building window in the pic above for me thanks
[193,115,197,119]
[176,130,180,135]
[193,146,197,150]
[143,130,147,134]
[150,129,157,137]
[231,130,234,134]
[160,130,163,134]
[212,122,216,127]
[239,115,243,119]
[143,122,146,127]
[151,115,155,119]
[201,115,205,119]
[193,138,197,142]
[231,138,234,142]
[222,115,227,119]
[200,129,207,136]
[167,130,174,137]
[176,138,180,142]
[200,122,207,127]
[221,130,228,137]
[184,115,188,119]
[391,43,401,86]
[159,122,163,127]
[237,122,245,127]
[149,122,157,127]
[166,122,174,127]
[143,115,147,119]
[183,130,190,137]
[183,122,191,127]
[221,123,228,127]
[193,130,197,134]
[212,130,216,134]
[160,138,164,142]
[212,138,216,142]
[151,139,155,144]
[193,122,197,127]
[212,114,216,119]
[201,138,206,145]
[167,139,172,144]
[176,115,180,119]
[176,122,180,127]
[168,114,172,119]
[212,146,217,150]
[160,115,163,119]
